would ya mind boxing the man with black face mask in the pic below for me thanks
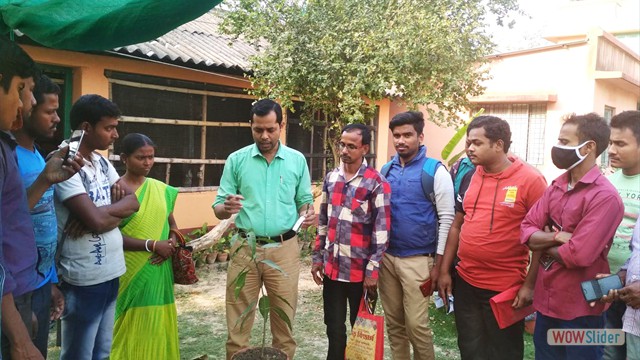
[521,113,624,360]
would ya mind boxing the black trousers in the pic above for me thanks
[1,291,34,360]
[454,276,524,360]
[322,277,364,360]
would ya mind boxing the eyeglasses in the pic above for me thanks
[338,142,361,151]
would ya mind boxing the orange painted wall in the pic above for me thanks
[23,45,252,229]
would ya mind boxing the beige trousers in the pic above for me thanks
[379,253,435,360]
[225,235,300,360]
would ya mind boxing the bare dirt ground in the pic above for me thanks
[173,257,328,360]
[174,257,319,312]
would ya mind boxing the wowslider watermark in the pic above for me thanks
[547,329,625,346]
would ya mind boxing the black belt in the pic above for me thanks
[239,229,297,245]
[423,253,436,258]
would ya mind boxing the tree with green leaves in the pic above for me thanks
[220,0,518,165]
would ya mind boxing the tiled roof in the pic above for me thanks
[113,11,257,73]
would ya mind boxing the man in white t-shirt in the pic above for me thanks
[54,94,139,360]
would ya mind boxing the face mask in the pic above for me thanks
[551,141,591,170]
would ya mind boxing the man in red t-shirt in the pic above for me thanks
[438,115,547,360]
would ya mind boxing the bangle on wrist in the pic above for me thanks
[144,239,152,252]
[152,240,157,253]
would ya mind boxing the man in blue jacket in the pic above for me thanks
[379,111,455,360]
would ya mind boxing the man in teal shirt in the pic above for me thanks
[214,99,315,360]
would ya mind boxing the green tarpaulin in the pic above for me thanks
[0,0,222,50]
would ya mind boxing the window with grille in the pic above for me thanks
[475,103,547,165]
[108,73,255,190]
[286,102,378,181]
[601,106,615,168]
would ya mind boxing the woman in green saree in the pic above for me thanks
[111,133,180,359]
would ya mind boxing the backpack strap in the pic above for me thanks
[380,160,392,178]
[421,157,442,207]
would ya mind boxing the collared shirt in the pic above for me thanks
[214,142,313,236]
[623,220,640,336]
[0,131,41,297]
[312,160,391,282]
[521,165,624,320]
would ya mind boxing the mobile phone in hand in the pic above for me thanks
[419,278,432,297]
[581,274,623,302]
[65,130,84,162]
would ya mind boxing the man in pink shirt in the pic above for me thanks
[521,113,624,360]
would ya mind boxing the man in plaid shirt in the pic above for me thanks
[311,123,391,360]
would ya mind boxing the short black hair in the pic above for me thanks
[610,110,640,145]
[342,123,372,146]
[70,94,121,129]
[250,99,283,124]
[389,111,425,135]
[0,37,39,93]
[562,113,610,156]
[121,133,155,156]
[33,75,61,110]
[467,115,512,153]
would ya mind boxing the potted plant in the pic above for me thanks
[229,231,291,360]
[216,236,231,262]
[299,225,316,251]
[205,246,218,264]
[185,223,210,267]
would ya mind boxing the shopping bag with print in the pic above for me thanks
[344,291,384,360]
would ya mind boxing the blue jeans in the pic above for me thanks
[534,312,604,360]
[60,278,119,360]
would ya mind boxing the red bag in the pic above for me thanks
[344,292,384,360]
[490,285,534,329]
[170,229,198,285]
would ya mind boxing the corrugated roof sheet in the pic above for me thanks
[113,11,257,73]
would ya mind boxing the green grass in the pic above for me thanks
[428,303,535,360]
[47,259,535,359]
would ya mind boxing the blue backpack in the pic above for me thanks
[380,157,442,207]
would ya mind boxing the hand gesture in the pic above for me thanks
[589,273,620,307]
[300,205,316,229]
[223,195,244,215]
[149,240,176,265]
[619,282,640,309]
[363,277,378,294]
[311,264,324,286]
[438,271,453,308]
[42,146,84,185]
[50,285,65,321]
[111,182,125,203]
[512,283,534,309]
[64,216,91,238]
